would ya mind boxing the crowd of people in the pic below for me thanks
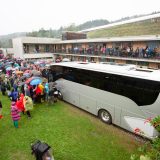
[54,45,160,59]
[0,59,59,128]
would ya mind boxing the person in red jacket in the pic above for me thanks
[16,93,25,112]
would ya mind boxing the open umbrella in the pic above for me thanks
[23,72,31,77]
[33,71,41,76]
[14,63,19,67]
[5,65,11,69]
[20,75,30,81]
[16,71,23,75]
[24,70,31,74]
[6,66,12,71]
[25,76,40,84]
[31,70,41,76]
[15,66,20,70]
[62,58,70,62]
[30,78,42,85]
[25,77,34,84]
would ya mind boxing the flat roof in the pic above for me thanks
[49,62,160,82]
[13,37,61,44]
[13,35,160,45]
[56,35,160,44]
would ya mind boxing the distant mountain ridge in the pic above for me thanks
[0,32,26,48]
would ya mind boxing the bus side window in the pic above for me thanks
[64,68,76,82]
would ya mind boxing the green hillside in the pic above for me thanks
[88,19,160,38]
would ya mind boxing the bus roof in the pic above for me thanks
[49,62,160,82]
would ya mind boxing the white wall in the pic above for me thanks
[23,53,53,59]
[12,38,24,59]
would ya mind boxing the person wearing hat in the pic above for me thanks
[11,101,21,128]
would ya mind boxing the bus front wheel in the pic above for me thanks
[98,109,112,124]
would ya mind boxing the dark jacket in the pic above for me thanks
[0,101,2,108]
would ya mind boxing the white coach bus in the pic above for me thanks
[49,62,160,139]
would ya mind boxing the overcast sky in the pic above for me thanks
[0,0,159,35]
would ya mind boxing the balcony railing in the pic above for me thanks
[52,49,160,62]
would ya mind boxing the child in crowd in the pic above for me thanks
[11,101,21,128]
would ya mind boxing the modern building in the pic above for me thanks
[0,48,14,58]
[12,37,60,60]
[12,35,160,69]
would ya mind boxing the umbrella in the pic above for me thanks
[62,58,70,62]
[31,70,42,76]
[31,70,38,74]
[24,70,31,74]
[5,62,11,65]
[5,65,11,69]
[20,75,29,81]
[25,77,35,84]
[15,66,20,70]
[16,71,23,75]
[23,72,31,76]
[30,78,42,85]
[33,71,41,76]
[55,59,61,63]
[25,76,41,84]
[25,74,31,78]
[14,63,19,67]
[20,66,27,71]
[6,66,12,71]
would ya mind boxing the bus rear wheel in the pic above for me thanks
[98,109,112,124]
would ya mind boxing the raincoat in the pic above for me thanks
[11,101,21,121]
[16,93,25,111]
[23,96,33,111]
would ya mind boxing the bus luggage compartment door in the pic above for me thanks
[63,89,80,107]
[79,94,97,115]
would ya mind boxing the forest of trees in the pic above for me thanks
[0,19,109,48]
[26,19,109,38]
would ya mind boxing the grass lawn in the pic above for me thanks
[0,94,142,160]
